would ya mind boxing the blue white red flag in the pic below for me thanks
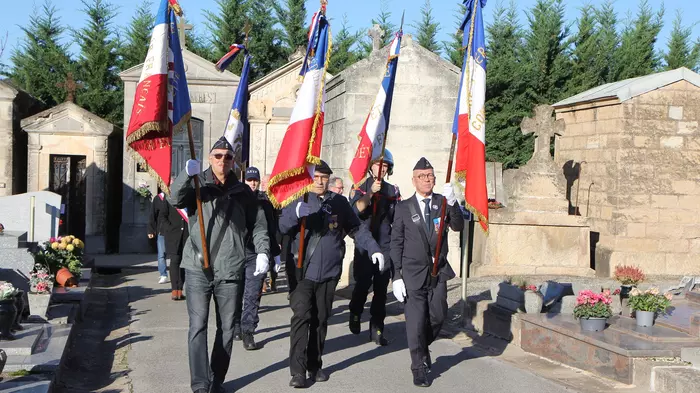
[267,3,331,208]
[126,0,190,195]
[453,0,488,233]
[349,29,403,187]
[216,45,251,170]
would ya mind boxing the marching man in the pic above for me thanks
[348,150,400,345]
[390,157,464,387]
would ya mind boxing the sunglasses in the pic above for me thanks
[211,153,233,161]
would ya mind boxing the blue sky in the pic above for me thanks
[1,0,698,68]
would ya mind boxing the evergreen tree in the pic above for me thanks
[246,0,287,80]
[74,0,122,125]
[328,15,361,74]
[566,4,605,95]
[523,0,571,105]
[595,0,620,83]
[484,2,532,168]
[6,0,73,107]
[663,11,700,71]
[412,0,440,54]
[615,0,664,80]
[359,0,397,56]
[120,0,154,70]
[205,0,248,60]
[186,28,215,62]
[443,2,467,68]
[274,0,307,54]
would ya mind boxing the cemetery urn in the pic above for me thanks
[0,298,18,340]
[619,285,635,300]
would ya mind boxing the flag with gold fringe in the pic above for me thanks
[266,3,332,208]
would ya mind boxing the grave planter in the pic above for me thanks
[579,317,607,332]
[56,267,78,287]
[619,285,635,300]
[635,310,655,327]
[11,291,25,331]
[28,292,52,320]
[524,291,544,313]
[0,298,17,340]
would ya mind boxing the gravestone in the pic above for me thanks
[0,191,61,242]
[0,231,35,293]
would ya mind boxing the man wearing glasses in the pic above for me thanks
[170,136,271,393]
[390,157,463,387]
[328,176,345,197]
[279,160,384,388]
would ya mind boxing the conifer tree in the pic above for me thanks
[247,0,287,80]
[274,0,307,54]
[412,0,440,55]
[595,0,620,83]
[484,2,532,168]
[74,0,122,125]
[186,28,216,62]
[7,0,73,107]
[443,2,467,68]
[328,15,361,74]
[566,4,605,95]
[205,0,248,61]
[663,11,700,71]
[615,0,664,80]
[120,1,154,70]
[523,0,571,105]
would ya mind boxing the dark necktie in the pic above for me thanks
[423,198,431,233]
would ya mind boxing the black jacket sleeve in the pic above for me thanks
[390,203,405,280]
[343,198,381,256]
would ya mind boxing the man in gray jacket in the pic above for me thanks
[169,136,270,393]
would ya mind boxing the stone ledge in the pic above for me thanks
[653,366,700,393]
[0,324,45,356]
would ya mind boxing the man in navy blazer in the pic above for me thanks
[390,157,464,387]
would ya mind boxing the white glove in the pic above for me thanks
[185,159,200,176]
[296,201,311,218]
[274,255,282,273]
[392,279,407,303]
[253,254,269,276]
[371,252,385,272]
[443,183,456,206]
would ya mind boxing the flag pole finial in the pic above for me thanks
[243,20,251,48]
[400,10,405,32]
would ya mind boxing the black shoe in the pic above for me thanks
[370,328,388,346]
[233,325,242,341]
[242,332,259,350]
[287,293,292,301]
[309,368,329,382]
[289,374,306,388]
[209,382,225,393]
[349,313,361,335]
[412,368,431,387]
[193,389,208,393]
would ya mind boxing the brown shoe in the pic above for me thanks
[262,281,269,293]
[176,290,185,301]
[171,290,178,301]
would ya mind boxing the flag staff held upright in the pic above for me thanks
[431,0,481,280]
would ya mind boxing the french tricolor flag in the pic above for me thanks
[267,3,331,208]
[453,0,488,233]
[349,30,402,187]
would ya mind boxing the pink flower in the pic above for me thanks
[49,237,56,243]
[664,293,673,301]
[613,289,620,295]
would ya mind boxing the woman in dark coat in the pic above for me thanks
[156,190,189,301]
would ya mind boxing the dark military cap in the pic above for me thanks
[211,136,234,152]
[315,160,333,175]
[413,157,433,170]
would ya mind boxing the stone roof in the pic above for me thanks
[119,49,239,86]
[553,67,700,108]
[21,101,116,136]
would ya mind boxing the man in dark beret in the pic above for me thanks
[279,159,384,388]
[390,156,464,387]
[169,136,271,393]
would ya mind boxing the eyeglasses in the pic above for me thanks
[211,154,233,161]
[414,174,436,181]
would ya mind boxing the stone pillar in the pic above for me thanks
[0,98,13,196]
[27,134,41,193]
[88,136,108,253]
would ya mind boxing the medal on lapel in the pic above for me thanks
[328,215,339,230]
[433,217,441,232]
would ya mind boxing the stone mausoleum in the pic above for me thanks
[552,67,700,276]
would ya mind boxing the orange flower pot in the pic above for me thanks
[56,268,78,287]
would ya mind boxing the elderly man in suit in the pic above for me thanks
[390,157,464,387]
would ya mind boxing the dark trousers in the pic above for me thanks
[289,278,338,375]
[169,255,185,291]
[404,281,448,371]
[285,256,298,294]
[349,254,391,330]
[233,255,265,333]
[185,268,242,392]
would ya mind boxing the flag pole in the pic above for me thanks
[296,0,328,270]
[370,10,404,231]
[186,120,211,272]
[431,0,478,280]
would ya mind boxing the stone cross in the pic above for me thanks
[178,16,193,48]
[56,72,82,103]
[520,105,565,161]
[368,24,385,52]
